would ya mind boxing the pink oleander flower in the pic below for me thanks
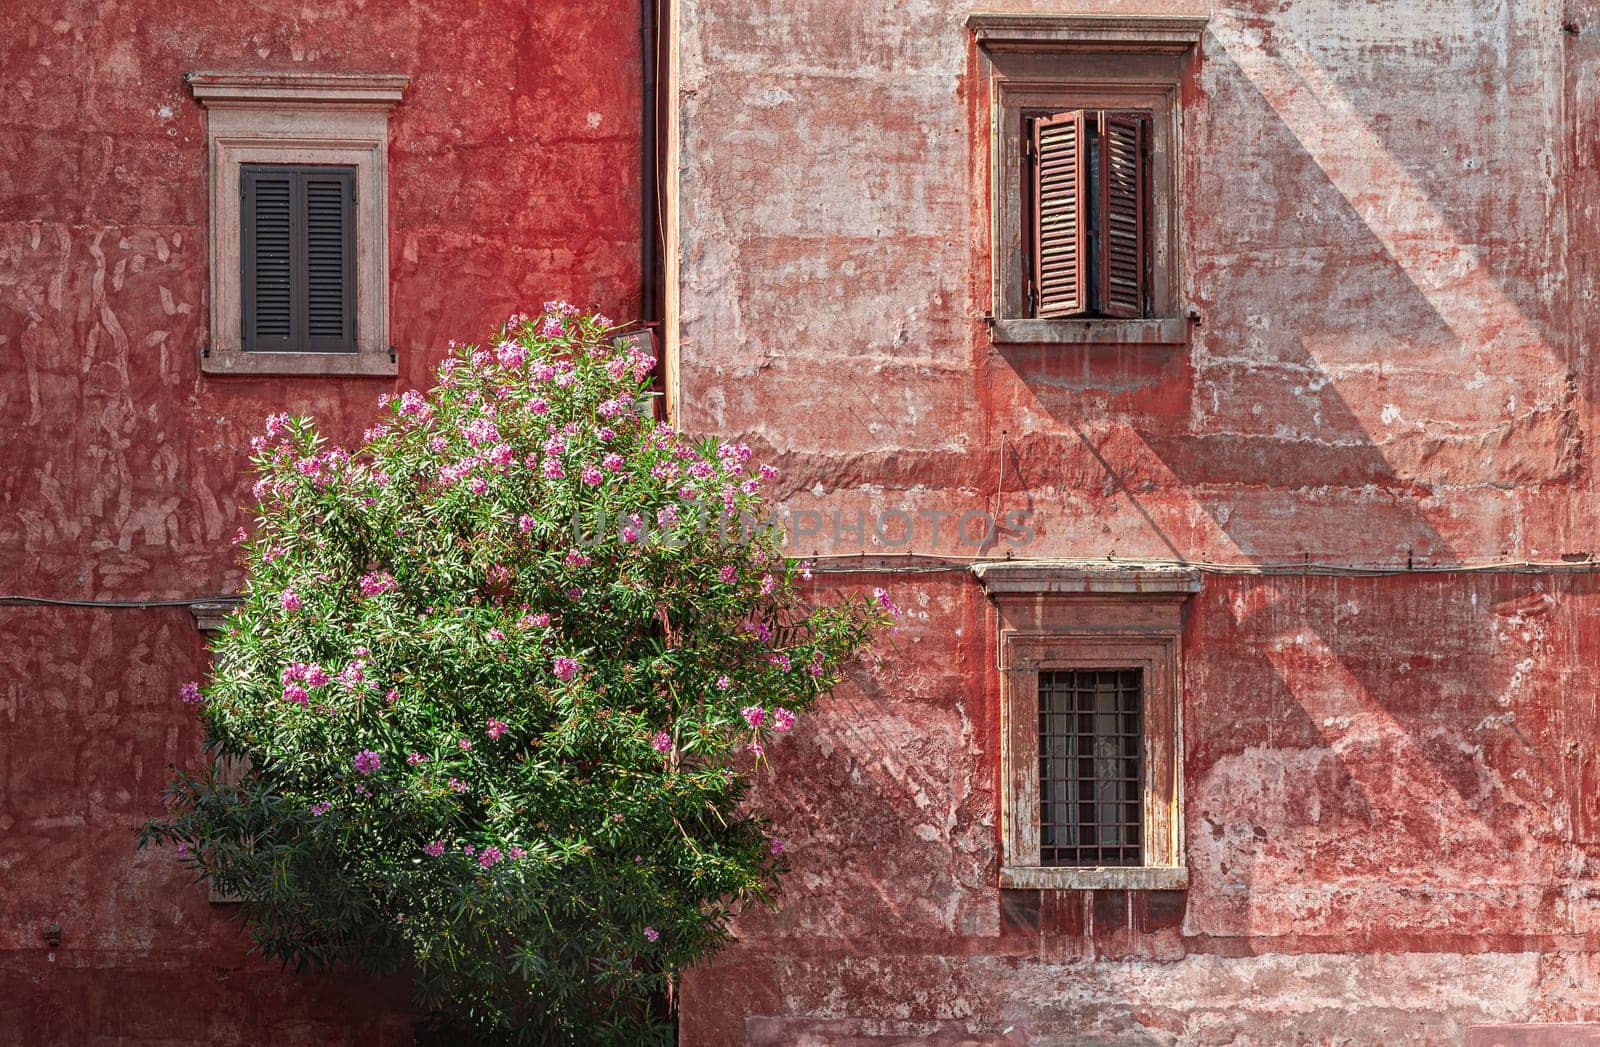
[552,656,579,682]
[873,587,900,616]
[458,738,473,752]
[800,560,813,580]
[760,573,776,595]
[528,612,552,627]
[597,426,616,442]
[620,525,640,544]
[543,458,565,480]
[232,526,248,544]
[423,840,446,857]
[518,514,536,533]
[495,340,526,368]
[651,731,672,753]
[279,589,302,612]
[770,838,786,856]
[740,705,765,728]
[448,777,469,794]
[478,846,503,868]
[716,675,732,691]
[406,751,427,766]
[773,707,796,732]
[597,397,630,419]
[310,801,331,817]
[719,565,738,584]
[769,652,791,672]
[175,843,189,857]
[759,463,779,479]
[352,750,381,776]
[179,682,203,705]
[581,465,603,486]
[358,570,397,597]
[467,476,488,495]
[508,845,527,860]
[486,718,508,740]
[385,687,401,704]
[565,549,591,568]
[264,412,290,437]
[304,663,330,688]
[283,683,309,706]
[643,927,660,943]
[529,398,549,415]
[602,453,625,472]
[339,661,366,689]
[748,740,765,757]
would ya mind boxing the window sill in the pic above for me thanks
[201,350,397,377]
[989,316,1189,346]
[1000,865,1188,891]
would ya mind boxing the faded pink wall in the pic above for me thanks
[673,0,1600,1042]
[0,1,641,1040]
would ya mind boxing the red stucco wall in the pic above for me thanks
[672,0,1600,1042]
[0,2,641,1040]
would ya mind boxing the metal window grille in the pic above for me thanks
[1039,669,1143,866]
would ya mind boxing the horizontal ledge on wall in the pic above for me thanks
[988,316,1190,345]
[972,560,1203,596]
[187,70,411,108]
[967,12,1209,53]
[1000,865,1189,891]
[200,350,397,377]
[190,599,244,633]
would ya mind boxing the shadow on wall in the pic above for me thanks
[991,16,1595,946]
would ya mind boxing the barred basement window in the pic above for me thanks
[973,560,1196,891]
[1039,668,1144,866]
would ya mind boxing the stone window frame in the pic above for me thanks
[974,561,1199,891]
[969,13,1206,346]
[188,71,408,376]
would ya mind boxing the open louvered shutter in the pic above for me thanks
[241,165,356,352]
[1031,110,1087,318]
[241,167,295,351]
[1097,112,1148,319]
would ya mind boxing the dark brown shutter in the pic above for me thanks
[241,167,295,351]
[304,171,356,351]
[1031,110,1087,318]
[1096,112,1148,319]
[241,165,356,353]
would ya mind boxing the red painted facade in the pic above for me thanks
[670,0,1600,1043]
[0,2,642,1040]
[8,0,1600,1042]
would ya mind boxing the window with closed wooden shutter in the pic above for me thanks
[1026,110,1150,320]
[241,164,356,353]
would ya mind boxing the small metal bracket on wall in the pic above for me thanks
[389,345,397,363]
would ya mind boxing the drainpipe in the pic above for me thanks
[640,0,666,416]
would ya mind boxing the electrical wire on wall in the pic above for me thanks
[5,552,1595,611]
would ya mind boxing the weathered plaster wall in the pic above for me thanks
[0,1,641,1040]
[674,0,1600,1041]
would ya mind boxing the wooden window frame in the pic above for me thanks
[970,14,1205,347]
[973,561,1199,891]
[189,71,408,376]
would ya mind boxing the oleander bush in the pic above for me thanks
[139,303,892,1044]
